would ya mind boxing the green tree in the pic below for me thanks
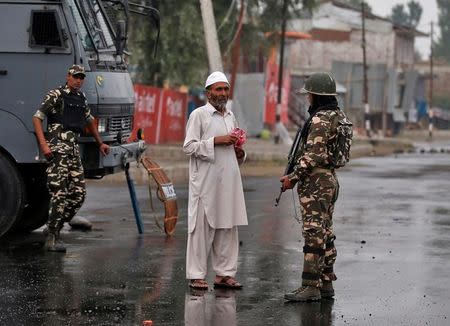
[128,0,317,87]
[434,0,450,63]
[407,1,423,27]
[391,5,409,26]
[339,0,372,13]
[239,0,308,55]
[390,0,423,28]
[128,1,208,87]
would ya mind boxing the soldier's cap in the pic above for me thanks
[68,65,86,77]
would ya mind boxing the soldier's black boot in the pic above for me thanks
[321,281,335,298]
[45,231,66,253]
[284,286,321,302]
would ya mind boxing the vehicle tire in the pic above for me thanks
[0,153,25,238]
[12,164,49,232]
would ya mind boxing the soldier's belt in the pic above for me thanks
[311,167,334,174]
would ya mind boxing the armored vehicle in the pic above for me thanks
[0,0,159,237]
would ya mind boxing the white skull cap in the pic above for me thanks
[205,71,229,89]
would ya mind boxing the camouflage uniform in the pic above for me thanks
[34,85,94,233]
[288,109,348,288]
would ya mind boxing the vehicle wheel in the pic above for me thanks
[0,153,25,237]
[13,165,49,232]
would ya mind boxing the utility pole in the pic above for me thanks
[274,0,288,144]
[429,21,434,140]
[361,2,371,138]
[199,0,223,72]
[229,0,245,99]
[382,72,388,137]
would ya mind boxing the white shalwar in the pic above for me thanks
[183,102,248,279]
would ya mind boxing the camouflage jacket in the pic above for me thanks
[34,85,94,152]
[288,109,345,182]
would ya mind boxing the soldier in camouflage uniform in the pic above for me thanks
[280,73,352,302]
[32,65,110,253]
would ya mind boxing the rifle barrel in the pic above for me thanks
[275,188,283,207]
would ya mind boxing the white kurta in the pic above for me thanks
[183,102,248,233]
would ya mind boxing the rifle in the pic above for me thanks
[275,126,303,206]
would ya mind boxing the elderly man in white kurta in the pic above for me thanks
[183,71,248,290]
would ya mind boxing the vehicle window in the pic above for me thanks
[0,4,70,53]
[92,1,114,48]
[67,0,94,50]
[67,0,115,51]
[30,10,64,48]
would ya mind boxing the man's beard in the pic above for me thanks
[208,94,228,111]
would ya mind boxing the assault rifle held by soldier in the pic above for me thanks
[275,127,303,206]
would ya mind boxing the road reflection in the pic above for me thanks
[185,288,237,326]
[284,299,334,325]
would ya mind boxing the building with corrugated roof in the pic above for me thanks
[286,0,428,135]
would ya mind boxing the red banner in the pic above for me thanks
[264,59,290,126]
[132,84,162,144]
[157,89,188,143]
[132,84,188,144]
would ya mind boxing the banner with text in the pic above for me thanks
[264,59,291,126]
[132,85,188,144]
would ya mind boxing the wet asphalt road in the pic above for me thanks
[1,145,450,326]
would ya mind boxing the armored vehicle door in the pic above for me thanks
[0,2,73,161]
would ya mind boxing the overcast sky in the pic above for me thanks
[365,0,438,59]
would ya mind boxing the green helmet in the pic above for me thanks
[299,73,337,96]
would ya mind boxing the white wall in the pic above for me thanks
[288,30,396,71]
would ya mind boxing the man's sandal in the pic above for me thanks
[214,276,243,289]
[189,279,208,290]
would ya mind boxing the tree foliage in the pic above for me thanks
[434,0,450,63]
[390,1,423,28]
[341,0,372,14]
[127,0,316,87]
[128,1,208,87]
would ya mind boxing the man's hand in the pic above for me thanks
[235,146,245,160]
[86,120,110,155]
[214,135,238,146]
[99,143,110,156]
[32,116,54,161]
[280,175,295,192]
[42,144,54,161]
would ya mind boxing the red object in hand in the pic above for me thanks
[230,127,247,147]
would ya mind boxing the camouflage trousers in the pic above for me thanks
[46,143,86,232]
[297,169,339,287]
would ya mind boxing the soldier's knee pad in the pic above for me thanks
[303,245,325,256]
